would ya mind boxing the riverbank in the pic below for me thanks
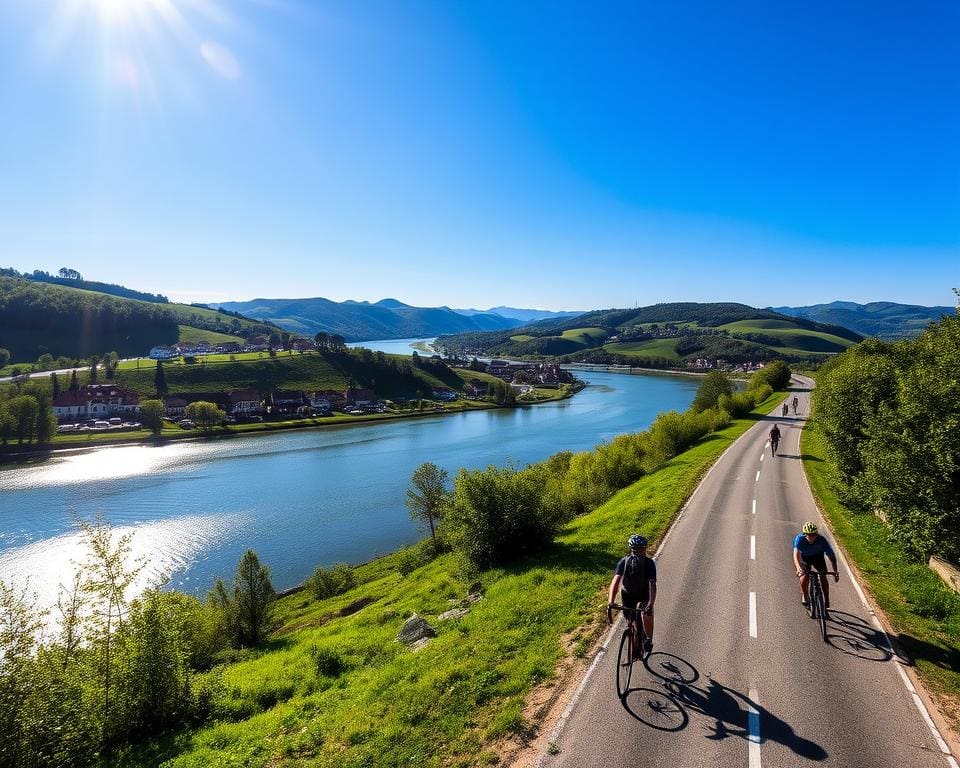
[0,381,584,462]
[111,389,783,768]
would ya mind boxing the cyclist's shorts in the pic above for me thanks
[801,553,828,574]
[621,590,652,619]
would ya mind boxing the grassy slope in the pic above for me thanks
[602,338,681,359]
[109,352,453,398]
[115,392,781,768]
[176,326,246,345]
[801,420,960,728]
[718,320,856,353]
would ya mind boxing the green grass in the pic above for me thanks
[559,327,610,345]
[602,338,681,359]
[801,420,960,728]
[113,392,782,768]
[510,335,535,342]
[176,325,246,345]
[718,320,856,354]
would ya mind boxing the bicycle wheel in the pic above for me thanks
[616,629,633,697]
[807,582,817,619]
[817,585,828,642]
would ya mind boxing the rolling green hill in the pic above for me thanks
[770,300,955,340]
[0,276,276,363]
[438,302,862,366]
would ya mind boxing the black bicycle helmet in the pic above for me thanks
[628,533,647,550]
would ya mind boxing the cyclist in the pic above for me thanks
[608,534,657,657]
[793,522,839,608]
[769,423,781,455]
[782,402,789,417]
[792,395,799,414]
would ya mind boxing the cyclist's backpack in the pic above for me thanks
[620,554,648,595]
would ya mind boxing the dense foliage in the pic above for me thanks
[0,525,279,768]
[0,276,277,362]
[0,267,170,303]
[814,314,960,560]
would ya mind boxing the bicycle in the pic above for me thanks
[770,436,779,456]
[607,602,650,697]
[799,568,838,642]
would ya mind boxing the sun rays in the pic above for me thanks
[36,0,242,102]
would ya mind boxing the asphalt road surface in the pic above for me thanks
[542,376,956,768]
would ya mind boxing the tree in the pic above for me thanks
[33,389,56,443]
[0,348,10,367]
[185,401,226,432]
[232,550,275,646]
[104,351,119,379]
[691,370,733,412]
[314,331,329,350]
[88,356,99,384]
[406,462,449,548]
[69,369,80,392]
[77,514,144,751]
[50,372,61,398]
[7,395,39,444]
[140,399,165,435]
[153,360,168,397]
[280,331,291,351]
[58,267,82,280]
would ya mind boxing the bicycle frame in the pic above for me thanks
[799,569,837,642]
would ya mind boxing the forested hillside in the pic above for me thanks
[0,277,275,363]
[0,267,170,303]
[438,302,862,366]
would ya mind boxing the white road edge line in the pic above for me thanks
[750,535,756,561]
[752,498,756,515]
[760,452,764,462]
[748,688,762,768]
[535,412,770,766]
[749,592,758,638]
[794,376,958,767]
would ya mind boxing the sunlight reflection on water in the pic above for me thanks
[0,511,248,618]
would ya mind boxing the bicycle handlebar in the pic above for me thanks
[796,569,838,577]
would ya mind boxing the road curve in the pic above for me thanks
[540,376,955,768]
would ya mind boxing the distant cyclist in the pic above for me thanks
[769,424,781,455]
[608,534,657,657]
[794,522,839,608]
[792,396,799,414]
[782,402,789,417]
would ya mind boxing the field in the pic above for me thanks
[602,338,681,359]
[176,325,246,345]
[718,320,856,354]
[114,392,782,768]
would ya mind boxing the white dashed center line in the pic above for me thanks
[749,592,758,638]
[750,535,756,560]
[755,470,761,483]
[752,499,756,515]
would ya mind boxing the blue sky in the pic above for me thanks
[0,1,957,310]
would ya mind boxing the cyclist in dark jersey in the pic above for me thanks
[769,424,781,455]
[793,522,840,608]
[608,534,657,656]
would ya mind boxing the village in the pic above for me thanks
[50,347,576,434]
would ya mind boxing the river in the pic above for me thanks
[0,368,699,608]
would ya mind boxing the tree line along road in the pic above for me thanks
[538,376,958,768]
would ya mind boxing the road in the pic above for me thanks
[540,376,956,768]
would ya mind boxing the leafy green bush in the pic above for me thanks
[691,370,733,412]
[310,646,347,678]
[444,465,561,571]
[750,360,792,391]
[307,563,357,600]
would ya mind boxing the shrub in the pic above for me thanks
[691,370,733,412]
[444,465,561,571]
[307,563,356,600]
[310,646,347,678]
[749,359,792,390]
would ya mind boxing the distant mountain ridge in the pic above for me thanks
[213,297,532,342]
[453,306,583,323]
[770,301,955,340]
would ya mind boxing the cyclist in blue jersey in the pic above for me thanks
[608,534,657,656]
[793,522,839,608]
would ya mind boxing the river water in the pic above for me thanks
[0,368,698,608]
